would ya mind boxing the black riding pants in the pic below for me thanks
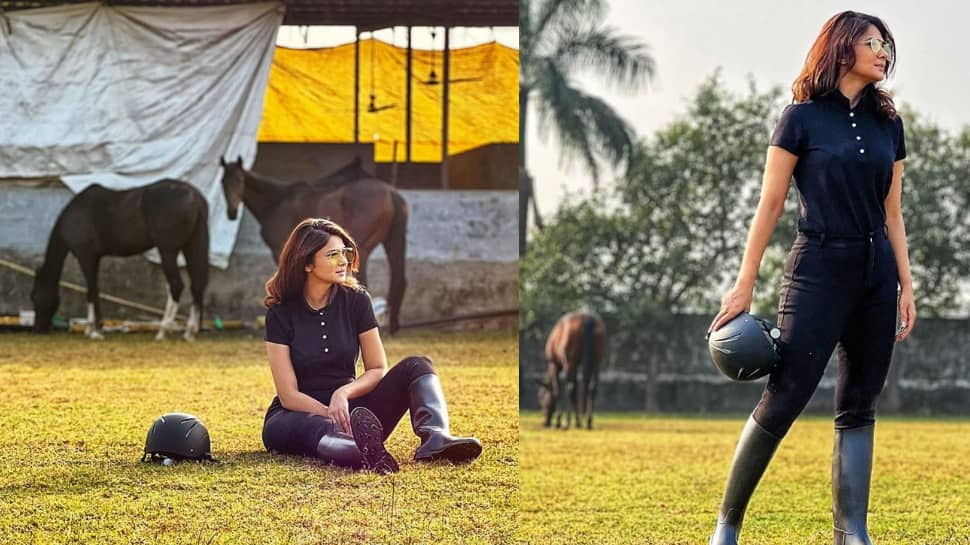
[753,228,898,437]
[262,356,435,456]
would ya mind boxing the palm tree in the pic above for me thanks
[520,0,655,254]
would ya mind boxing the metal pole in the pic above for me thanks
[440,26,450,189]
[406,26,413,163]
[354,28,360,143]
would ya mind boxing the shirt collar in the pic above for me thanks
[302,284,339,314]
[816,86,875,112]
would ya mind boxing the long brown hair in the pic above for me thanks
[792,11,898,119]
[264,218,362,307]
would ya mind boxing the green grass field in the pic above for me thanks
[520,412,970,545]
[0,330,517,545]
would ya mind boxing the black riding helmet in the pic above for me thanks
[142,412,216,463]
[706,311,782,381]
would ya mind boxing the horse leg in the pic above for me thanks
[383,192,408,334]
[550,363,563,429]
[78,254,103,340]
[541,362,557,428]
[556,367,571,430]
[566,366,580,430]
[357,249,368,288]
[586,373,599,430]
[155,250,184,341]
[182,224,209,342]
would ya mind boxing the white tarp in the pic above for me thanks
[0,2,284,268]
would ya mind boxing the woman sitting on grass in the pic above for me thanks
[260,218,482,473]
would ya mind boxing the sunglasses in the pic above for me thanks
[860,37,893,60]
[322,247,355,266]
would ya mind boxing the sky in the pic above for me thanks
[276,26,519,50]
[526,0,970,218]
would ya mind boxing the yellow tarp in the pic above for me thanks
[258,39,519,162]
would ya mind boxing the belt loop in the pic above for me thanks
[819,232,826,247]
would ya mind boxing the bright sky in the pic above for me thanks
[276,26,519,50]
[527,0,970,218]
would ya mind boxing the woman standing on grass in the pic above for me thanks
[260,218,482,474]
[706,11,914,544]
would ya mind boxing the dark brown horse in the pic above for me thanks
[539,310,606,429]
[31,179,209,341]
[219,156,408,333]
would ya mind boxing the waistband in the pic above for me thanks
[797,224,889,244]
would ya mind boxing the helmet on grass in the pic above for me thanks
[142,412,215,463]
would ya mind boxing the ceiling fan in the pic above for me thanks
[418,28,483,86]
[367,33,397,113]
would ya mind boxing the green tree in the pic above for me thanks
[523,74,788,409]
[895,108,970,315]
[519,0,655,255]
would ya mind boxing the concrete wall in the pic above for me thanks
[519,314,970,415]
[0,182,517,329]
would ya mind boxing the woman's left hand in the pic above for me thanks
[896,287,916,342]
[329,389,351,433]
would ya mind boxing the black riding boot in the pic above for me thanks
[315,407,399,474]
[408,374,483,462]
[833,425,875,545]
[710,416,783,545]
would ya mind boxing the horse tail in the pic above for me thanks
[579,314,597,415]
[37,218,69,288]
[31,217,70,330]
[581,315,597,377]
[184,196,210,308]
[384,190,409,334]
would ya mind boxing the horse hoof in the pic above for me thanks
[154,332,166,342]
[183,333,196,343]
[88,331,104,341]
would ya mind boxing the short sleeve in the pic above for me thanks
[770,104,805,155]
[352,290,379,334]
[894,115,907,161]
[264,304,293,345]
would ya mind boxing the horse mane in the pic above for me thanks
[241,168,295,201]
[310,157,373,190]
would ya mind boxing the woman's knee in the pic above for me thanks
[398,355,435,380]
[262,410,332,456]
[752,387,813,438]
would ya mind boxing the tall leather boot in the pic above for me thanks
[408,374,483,462]
[832,425,875,545]
[709,416,783,545]
[315,407,399,474]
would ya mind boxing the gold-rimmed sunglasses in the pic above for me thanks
[860,37,893,60]
[322,247,356,266]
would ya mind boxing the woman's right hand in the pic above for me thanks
[327,389,352,434]
[708,283,754,335]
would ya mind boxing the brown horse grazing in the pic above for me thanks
[219,156,408,333]
[539,310,606,430]
[31,180,209,341]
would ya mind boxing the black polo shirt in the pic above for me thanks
[770,87,906,236]
[264,284,379,402]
